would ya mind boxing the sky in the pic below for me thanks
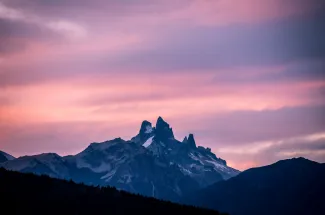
[0,0,324,170]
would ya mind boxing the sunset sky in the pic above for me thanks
[0,0,324,170]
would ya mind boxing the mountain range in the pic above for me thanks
[1,117,324,215]
[0,117,239,202]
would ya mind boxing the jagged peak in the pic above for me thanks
[187,134,196,148]
[140,120,151,128]
[155,116,174,140]
[156,116,169,127]
[182,136,188,143]
[157,116,164,121]
[139,120,153,134]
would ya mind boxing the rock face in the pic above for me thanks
[131,117,239,186]
[155,117,175,141]
[1,117,239,201]
[187,134,197,148]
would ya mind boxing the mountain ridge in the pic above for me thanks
[0,117,239,202]
[0,150,16,163]
[186,157,325,215]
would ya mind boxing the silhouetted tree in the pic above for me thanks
[0,168,228,215]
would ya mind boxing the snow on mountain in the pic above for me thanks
[71,138,137,175]
[1,153,70,179]
[0,116,240,201]
[145,125,153,134]
[133,117,240,185]
[143,136,154,148]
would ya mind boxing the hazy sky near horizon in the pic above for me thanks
[0,0,324,170]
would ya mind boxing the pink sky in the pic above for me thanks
[0,0,324,170]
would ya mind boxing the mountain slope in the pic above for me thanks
[188,158,325,215]
[1,153,70,178]
[0,117,239,201]
[68,138,199,201]
[0,151,15,163]
[0,168,225,215]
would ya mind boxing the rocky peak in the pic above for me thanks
[182,136,188,143]
[133,120,154,143]
[139,120,153,135]
[187,134,197,148]
[156,117,168,128]
[139,120,152,134]
[155,117,174,141]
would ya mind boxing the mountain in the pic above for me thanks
[0,153,71,178]
[131,117,239,185]
[0,168,226,215]
[0,151,15,163]
[187,158,325,215]
[0,117,239,202]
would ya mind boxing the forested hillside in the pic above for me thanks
[0,168,226,215]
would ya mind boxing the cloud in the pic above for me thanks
[1,0,324,75]
[0,18,53,38]
[0,2,87,38]
[104,13,325,71]
[0,0,187,24]
[268,60,325,82]
[216,132,325,170]
[218,133,325,155]
[46,21,86,39]
[211,59,325,84]
[0,18,62,54]
[177,105,325,147]
[0,37,26,54]
[170,0,325,26]
[1,0,324,170]
[0,120,138,157]
[0,2,24,19]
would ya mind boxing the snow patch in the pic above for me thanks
[145,125,153,134]
[189,153,204,165]
[151,181,156,197]
[91,162,111,173]
[205,160,229,171]
[143,136,154,148]
[101,169,117,181]
[178,165,193,175]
